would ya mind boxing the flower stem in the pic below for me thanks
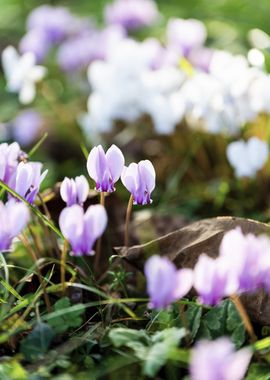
[124,195,134,247]
[61,240,68,294]
[94,192,105,272]
[230,294,257,342]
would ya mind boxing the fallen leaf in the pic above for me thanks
[115,216,270,325]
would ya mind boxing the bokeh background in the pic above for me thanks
[1,0,270,222]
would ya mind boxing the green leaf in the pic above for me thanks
[0,277,24,301]
[108,327,150,347]
[143,328,186,377]
[0,360,28,380]
[197,299,246,349]
[108,327,186,378]
[48,297,84,334]
[184,304,202,341]
[246,363,270,380]
[20,322,55,362]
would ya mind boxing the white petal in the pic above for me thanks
[1,46,19,80]
[59,205,84,241]
[75,175,89,204]
[84,204,107,241]
[106,144,125,182]
[19,81,36,104]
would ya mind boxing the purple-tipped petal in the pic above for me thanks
[60,177,77,206]
[15,162,33,198]
[194,254,230,306]
[138,160,155,192]
[75,175,89,204]
[84,204,107,242]
[7,200,30,236]
[0,200,29,250]
[59,205,84,253]
[106,144,125,182]
[190,338,252,380]
[121,163,138,194]
[174,268,193,299]
[87,145,107,185]
[145,255,191,309]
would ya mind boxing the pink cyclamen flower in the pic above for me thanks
[193,254,238,306]
[121,160,155,205]
[60,175,89,207]
[0,200,30,251]
[9,161,48,204]
[0,142,21,183]
[220,227,270,293]
[87,144,124,192]
[104,0,159,31]
[190,337,252,380]
[144,255,193,309]
[59,204,107,256]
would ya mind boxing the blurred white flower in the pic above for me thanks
[86,39,185,135]
[167,18,207,56]
[2,46,46,104]
[226,137,269,177]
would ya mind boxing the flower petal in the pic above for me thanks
[106,144,125,182]
[75,175,89,204]
[84,204,108,241]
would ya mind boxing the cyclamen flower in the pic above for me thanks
[0,142,21,183]
[144,255,193,309]
[59,204,107,256]
[226,137,269,178]
[121,160,155,205]
[87,144,124,192]
[57,25,125,72]
[2,46,46,104]
[12,110,43,146]
[9,162,48,204]
[167,18,207,57]
[19,29,51,63]
[60,175,89,207]
[190,337,252,380]
[104,0,159,31]
[0,200,30,251]
[26,5,75,43]
[220,228,270,293]
[193,254,238,306]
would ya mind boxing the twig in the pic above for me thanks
[124,195,134,247]
[21,233,52,313]
[230,294,257,342]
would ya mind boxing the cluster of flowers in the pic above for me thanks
[19,0,159,69]
[0,141,254,379]
[0,142,156,256]
[59,144,156,255]
[145,227,264,379]
[145,227,270,308]
[0,142,48,250]
[2,0,270,179]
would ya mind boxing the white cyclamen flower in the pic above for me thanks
[226,137,269,177]
[2,46,47,104]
